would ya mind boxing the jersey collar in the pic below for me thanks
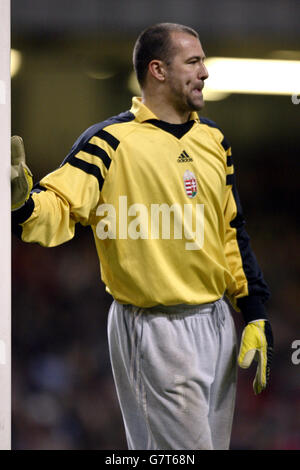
[130,97,199,123]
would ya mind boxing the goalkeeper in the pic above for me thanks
[11,22,273,450]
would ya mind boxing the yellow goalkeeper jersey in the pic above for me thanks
[12,97,270,320]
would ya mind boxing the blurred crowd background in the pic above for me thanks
[11,0,300,449]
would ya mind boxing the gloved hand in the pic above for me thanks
[11,136,33,210]
[238,319,273,395]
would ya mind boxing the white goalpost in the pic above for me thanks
[0,0,11,450]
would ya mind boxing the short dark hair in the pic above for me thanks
[133,23,199,87]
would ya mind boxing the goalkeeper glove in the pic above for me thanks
[11,136,33,210]
[238,319,273,395]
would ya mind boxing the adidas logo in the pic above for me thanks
[177,150,193,163]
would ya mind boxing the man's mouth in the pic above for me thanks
[192,86,203,96]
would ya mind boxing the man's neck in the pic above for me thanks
[141,93,191,124]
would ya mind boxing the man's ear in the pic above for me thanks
[148,60,166,82]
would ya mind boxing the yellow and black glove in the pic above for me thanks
[11,135,33,210]
[238,319,273,395]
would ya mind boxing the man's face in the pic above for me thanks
[164,32,209,113]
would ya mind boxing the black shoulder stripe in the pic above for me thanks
[95,129,120,151]
[200,117,231,152]
[199,116,219,129]
[67,155,104,190]
[227,155,233,166]
[60,110,134,168]
[221,136,230,152]
[83,143,111,169]
[226,174,234,186]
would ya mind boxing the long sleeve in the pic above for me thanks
[12,126,113,247]
[223,147,270,323]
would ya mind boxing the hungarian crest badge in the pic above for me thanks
[183,170,198,198]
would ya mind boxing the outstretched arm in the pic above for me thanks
[11,135,107,247]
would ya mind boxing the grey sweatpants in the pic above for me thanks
[107,298,237,450]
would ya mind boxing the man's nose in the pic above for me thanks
[199,63,209,81]
[201,64,209,80]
